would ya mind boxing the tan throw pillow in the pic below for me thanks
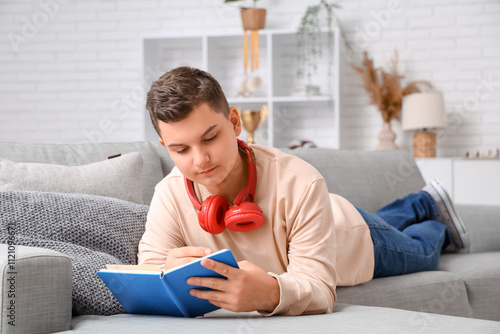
[0,152,144,204]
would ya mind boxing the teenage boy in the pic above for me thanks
[138,67,469,316]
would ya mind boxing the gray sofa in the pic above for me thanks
[1,141,499,334]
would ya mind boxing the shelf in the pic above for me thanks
[228,95,332,104]
[272,95,332,103]
[228,97,268,105]
[142,29,340,149]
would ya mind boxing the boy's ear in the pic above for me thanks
[229,107,242,136]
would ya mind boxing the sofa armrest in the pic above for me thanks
[1,244,72,334]
[455,204,500,253]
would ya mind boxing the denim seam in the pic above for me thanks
[372,226,445,258]
[374,243,441,260]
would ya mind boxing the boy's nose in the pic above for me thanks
[193,148,209,167]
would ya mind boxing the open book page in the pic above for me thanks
[101,249,232,274]
[161,249,232,274]
[101,264,164,274]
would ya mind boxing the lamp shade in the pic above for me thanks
[402,92,446,131]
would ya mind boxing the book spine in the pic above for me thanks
[160,274,191,317]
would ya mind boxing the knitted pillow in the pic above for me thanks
[0,152,144,204]
[0,190,149,315]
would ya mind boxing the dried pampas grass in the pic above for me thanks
[352,50,432,123]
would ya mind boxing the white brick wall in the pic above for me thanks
[0,0,499,157]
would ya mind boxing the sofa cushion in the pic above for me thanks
[0,141,164,205]
[64,304,500,334]
[153,141,176,177]
[336,271,472,318]
[282,148,425,212]
[455,204,500,253]
[439,252,500,321]
[0,190,149,316]
[0,152,144,204]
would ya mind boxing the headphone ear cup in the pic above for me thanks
[224,202,264,232]
[198,195,230,234]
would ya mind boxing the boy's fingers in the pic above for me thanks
[200,259,235,278]
[173,246,211,258]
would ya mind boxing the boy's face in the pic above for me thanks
[158,103,243,189]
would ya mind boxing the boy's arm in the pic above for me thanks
[137,189,185,268]
[265,179,337,316]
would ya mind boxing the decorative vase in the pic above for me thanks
[376,121,398,150]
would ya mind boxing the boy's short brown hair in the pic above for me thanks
[146,67,229,136]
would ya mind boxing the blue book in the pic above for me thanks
[97,249,239,317]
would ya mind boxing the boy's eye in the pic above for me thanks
[204,134,217,142]
[174,134,216,154]
[176,147,188,154]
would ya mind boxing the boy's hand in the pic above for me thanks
[165,246,212,270]
[187,259,280,313]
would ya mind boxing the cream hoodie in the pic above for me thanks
[138,145,374,315]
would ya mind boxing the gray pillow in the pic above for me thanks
[0,190,149,315]
[0,152,144,204]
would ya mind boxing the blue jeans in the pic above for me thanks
[357,191,451,278]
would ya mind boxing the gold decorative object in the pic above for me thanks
[241,105,268,144]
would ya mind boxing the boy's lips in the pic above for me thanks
[199,166,216,175]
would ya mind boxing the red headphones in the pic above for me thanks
[184,139,264,234]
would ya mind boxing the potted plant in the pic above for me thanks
[351,50,433,150]
[295,0,346,96]
[225,0,266,74]
[224,0,265,30]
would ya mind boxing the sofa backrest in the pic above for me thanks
[154,145,426,212]
[0,141,425,212]
[0,141,165,205]
[152,141,176,176]
[155,144,427,212]
[282,148,426,213]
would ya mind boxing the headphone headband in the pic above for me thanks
[233,139,256,205]
[185,177,201,210]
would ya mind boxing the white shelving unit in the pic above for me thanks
[142,29,340,148]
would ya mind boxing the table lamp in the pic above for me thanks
[402,92,446,157]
